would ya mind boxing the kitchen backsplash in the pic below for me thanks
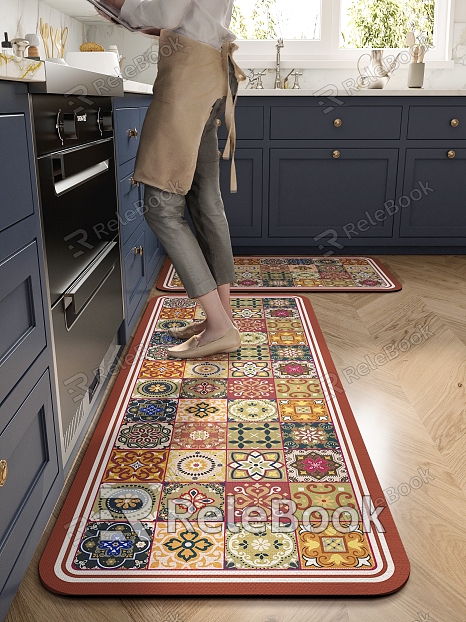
[1,0,84,58]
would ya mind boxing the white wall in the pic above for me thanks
[455,0,466,22]
[0,0,85,58]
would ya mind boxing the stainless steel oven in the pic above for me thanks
[31,94,123,467]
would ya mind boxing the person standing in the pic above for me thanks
[102,0,246,358]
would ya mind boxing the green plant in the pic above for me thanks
[343,0,435,48]
[231,5,249,40]
[251,0,278,40]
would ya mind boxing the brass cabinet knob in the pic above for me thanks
[133,246,143,255]
[447,150,456,158]
[332,150,341,159]
[216,119,222,127]
[218,150,223,159]
[0,460,8,487]
[128,128,138,138]
[130,177,140,187]
[450,118,459,127]
[333,118,342,127]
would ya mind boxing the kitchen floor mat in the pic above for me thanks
[40,295,409,596]
[156,257,402,293]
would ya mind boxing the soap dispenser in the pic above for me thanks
[1,32,13,58]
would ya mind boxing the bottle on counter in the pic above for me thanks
[1,32,13,58]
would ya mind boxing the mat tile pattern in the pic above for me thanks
[40,296,409,596]
[157,257,401,292]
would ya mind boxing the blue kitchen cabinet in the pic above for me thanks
[269,148,397,239]
[218,96,466,252]
[399,148,466,237]
[113,94,165,344]
[0,82,62,622]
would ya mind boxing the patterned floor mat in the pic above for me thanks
[40,296,409,596]
[156,257,402,292]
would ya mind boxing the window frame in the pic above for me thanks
[233,0,456,65]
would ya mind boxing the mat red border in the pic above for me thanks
[155,256,402,293]
[39,295,409,597]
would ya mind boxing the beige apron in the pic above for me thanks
[133,29,246,195]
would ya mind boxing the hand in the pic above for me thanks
[141,28,162,36]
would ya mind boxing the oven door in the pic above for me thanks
[37,138,118,306]
[51,240,123,465]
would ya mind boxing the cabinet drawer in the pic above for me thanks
[270,106,402,140]
[114,108,140,165]
[0,240,47,406]
[0,370,58,584]
[123,224,146,322]
[219,106,264,140]
[119,169,144,244]
[0,115,35,233]
[144,222,160,286]
[407,106,466,140]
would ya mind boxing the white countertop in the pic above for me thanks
[123,80,153,94]
[238,88,466,96]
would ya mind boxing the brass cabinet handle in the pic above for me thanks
[447,150,456,158]
[450,118,459,127]
[0,460,8,487]
[218,150,222,159]
[130,177,140,187]
[332,150,341,159]
[333,118,342,127]
[133,246,143,255]
[128,128,138,138]
[216,119,222,127]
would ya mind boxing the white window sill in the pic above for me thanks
[234,58,455,70]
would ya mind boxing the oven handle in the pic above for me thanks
[54,159,109,196]
[64,241,118,329]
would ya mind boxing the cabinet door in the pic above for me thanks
[144,220,160,287]
[123,225,146,323]
[114,108,140,165]
[220,148,263,238]
[119,168,144,244]
[0,240,47,407]
[399,149,466,237]
[0,370,58,592]
[269,149,397,239]
[0,114,35,233]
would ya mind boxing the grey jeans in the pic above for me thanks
[143,63,238,299]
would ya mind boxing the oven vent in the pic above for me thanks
[63,397,87,455]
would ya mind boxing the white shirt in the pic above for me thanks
[120,0,237,50]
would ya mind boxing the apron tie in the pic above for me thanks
[221,42,246,193]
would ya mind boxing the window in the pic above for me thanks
[232,0,454,64]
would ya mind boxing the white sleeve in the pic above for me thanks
[120,0,193,29]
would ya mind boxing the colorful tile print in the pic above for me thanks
[296,523,375,569]
[225,524,299,569]
[90,483,162,521]
[226,482,291,522]
[123,399,177,423]
[171,422,227,450]
[47,295,406,596]
[180,379,227,399]
[176,399,227,422]
[163,257,399,293]
[158,482,225,521]
[115,421,173,450]
[289,483,359,521]
[278,399,331,423]
[281,422,339,450]
[165,450,226,482]
[73,521,153,570]
[103,449,167,483]
[285,449,349,483]
[228,399,278,422]
[228,422,282,449]
[150,521,224,569]
[228,450,286,481]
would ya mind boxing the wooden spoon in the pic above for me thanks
[54,27,62,59]
[41,22,50,58]
[49,25,55,58]
[61,27,68,58]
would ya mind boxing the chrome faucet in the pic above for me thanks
[274,38,284,88]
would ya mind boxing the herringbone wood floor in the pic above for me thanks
[6,255,466,622]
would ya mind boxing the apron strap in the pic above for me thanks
[221,42,246,193]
